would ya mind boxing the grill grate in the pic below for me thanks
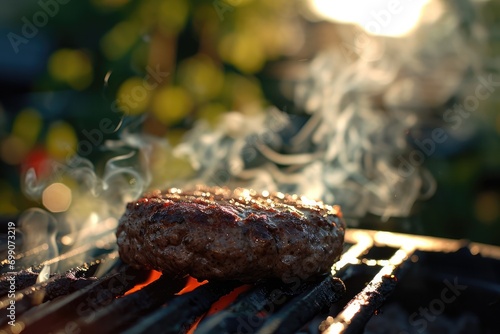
[1,229,499,334]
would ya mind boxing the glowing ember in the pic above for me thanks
[185,284,252,334]
[177,276,208,295]
[123,270,162,296]
[206,285,251,316]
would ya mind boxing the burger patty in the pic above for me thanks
[116,186,345,282]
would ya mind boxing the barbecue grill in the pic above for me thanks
[1,0,498,333]
[1,225,498,334]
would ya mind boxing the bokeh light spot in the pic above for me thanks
[60,235,74,246]
[157,0,190,34]
[116,77,151,115]
[0,136,29,165]
[12,108,42,148]
[46,122,77,160]
[151,86,192,125]
[219,32,265,73]
[179,55,224,102]
[48,49,93,90]
[42,183,72,213]
[101,21,140,60]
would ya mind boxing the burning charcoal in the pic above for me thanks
[10,265,150,334]
[75,274,186,333]
[195,277,344,334]
[44,272,97,301]
[195,280,292,334]
[0,269,50,296]
[124,280,241,334]
[0,269,98,301]
[256,276,346,334]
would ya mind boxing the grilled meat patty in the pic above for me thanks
[116,186,345,282]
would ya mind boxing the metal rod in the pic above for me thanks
[256,276,346,334]
[195,281,283,334]
[1,264,149,334]
[322,247,413,334]
[196,278,323,334]
[76,274,186,333]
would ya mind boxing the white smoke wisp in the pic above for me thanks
[18,121,170,272]
[175,0,484,221]
[17,208,58,271]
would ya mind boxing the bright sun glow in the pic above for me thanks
[308,0,431,37]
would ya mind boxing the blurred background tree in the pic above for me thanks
[0,0,298,209]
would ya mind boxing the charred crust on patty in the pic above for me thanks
[116,186,345,282]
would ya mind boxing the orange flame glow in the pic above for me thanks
[123,270,162,296]
[124,273,252,333]
[185,282,251,334]
[177,276,208,295]
[206,284,251,316]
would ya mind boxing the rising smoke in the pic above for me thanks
[175,0,484,220]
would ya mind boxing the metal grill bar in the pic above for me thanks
[74,274,186,333]
[322,272,400,334]
[256,276,345,334]
[195,280,301,334]
[0,252,119,327]
[7,265,149,334]
[0,225,117,274]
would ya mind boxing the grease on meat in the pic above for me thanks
[116,186,345,282]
